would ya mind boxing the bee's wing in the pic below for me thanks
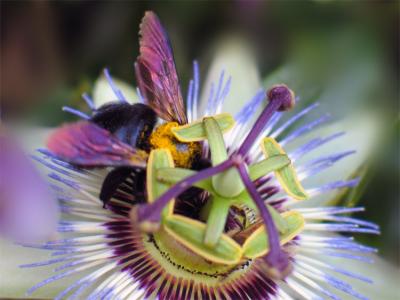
[135,11,187,125]
[47,121,147,168]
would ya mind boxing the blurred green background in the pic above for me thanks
[1,0,398,269]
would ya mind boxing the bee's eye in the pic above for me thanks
[91,102,157,150]
[149,122,201,168]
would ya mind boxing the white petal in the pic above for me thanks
[288,110,383,208]
[200,37,261,117]
[93,75,138,108]
[11,126,52,152]
[0,238,72,298]
[337,253,400,300]
[306,235,400,300]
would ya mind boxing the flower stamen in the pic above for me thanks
[131,159,234,230]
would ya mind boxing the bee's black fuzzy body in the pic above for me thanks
[91,102,157,206]
[91,102,157,151]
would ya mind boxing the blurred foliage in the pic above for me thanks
[1,0,398,265]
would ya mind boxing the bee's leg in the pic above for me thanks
[100,167,135,208]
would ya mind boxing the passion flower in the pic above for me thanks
[23,11,378,300]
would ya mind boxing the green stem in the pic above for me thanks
[199,195,214,222]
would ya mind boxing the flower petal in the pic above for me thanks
[0,239,73,298]
[288,111,383,208]
[200,37,261,117]
[92,74,138,109]
[308,234,400,300]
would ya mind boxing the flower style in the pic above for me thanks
[23,11,379,299]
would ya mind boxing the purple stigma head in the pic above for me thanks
[267,84,295,112]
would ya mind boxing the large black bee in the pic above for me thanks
[47,12,203,208]
[91,102,157,207]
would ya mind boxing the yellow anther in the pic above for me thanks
[149,122,201,168]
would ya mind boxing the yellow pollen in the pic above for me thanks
[149,122,201,168]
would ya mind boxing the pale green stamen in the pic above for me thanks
[171,113,235,142]
[242,211,304,259]
[203,116,244,198]
[147,149,176,218]
[262,137,308,200]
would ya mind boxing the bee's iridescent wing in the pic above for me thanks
[47,121,147,168]
[135,11,187,124]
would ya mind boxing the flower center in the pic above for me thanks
[122,224,278,299]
